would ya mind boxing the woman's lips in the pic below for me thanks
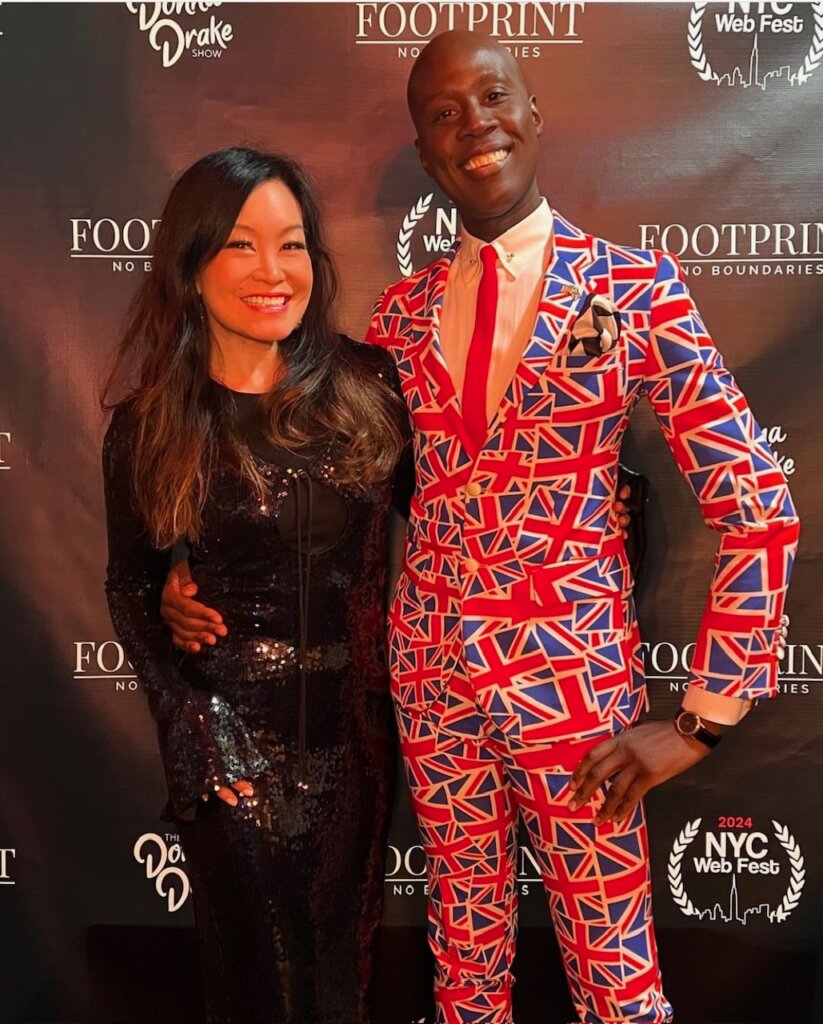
[242,295,290,312]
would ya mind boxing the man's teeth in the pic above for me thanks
[245,296,286,308]
[464,149,508,171]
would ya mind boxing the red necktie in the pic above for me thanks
[462,244,498,455]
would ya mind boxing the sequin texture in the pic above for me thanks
[103,339,413,1024]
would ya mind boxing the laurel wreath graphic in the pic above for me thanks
[689,1,823,86]
[797,3,823,84]
[668,818,702,916]
[397,193,433,278]
[770,819,805,923]
[668,818,805,923]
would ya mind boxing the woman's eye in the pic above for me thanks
[225,239,253,250]
[283,241,307,251]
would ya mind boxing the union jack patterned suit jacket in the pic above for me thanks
[367,211,800,745]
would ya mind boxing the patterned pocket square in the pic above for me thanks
[570,294,622,358]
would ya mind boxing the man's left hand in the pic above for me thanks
[568,720,718,825]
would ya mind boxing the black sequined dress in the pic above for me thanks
[103,340,412,1024]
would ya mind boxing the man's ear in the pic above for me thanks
[530,96,544,137]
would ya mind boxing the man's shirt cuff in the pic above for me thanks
[682,687,753,725]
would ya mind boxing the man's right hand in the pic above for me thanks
[161,560,228,652]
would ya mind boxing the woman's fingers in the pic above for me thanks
[210,780,254,805]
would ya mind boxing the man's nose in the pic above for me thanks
[458,99,497,138]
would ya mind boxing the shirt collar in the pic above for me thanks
[457,198,553,284]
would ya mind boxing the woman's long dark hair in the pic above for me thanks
[102,147,406,547]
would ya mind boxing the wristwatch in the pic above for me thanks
[673,708,722,749]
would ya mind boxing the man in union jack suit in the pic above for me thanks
[365,30,799,1024]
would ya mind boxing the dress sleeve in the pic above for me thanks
[615,463,648,582]
[102,405,267,818]
[641,253,800,702]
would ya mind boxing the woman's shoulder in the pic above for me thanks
[103,398,139,450]
[335,334,397,380]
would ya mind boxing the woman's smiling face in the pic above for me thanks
[197,179,314,352]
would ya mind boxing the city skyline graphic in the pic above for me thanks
[712,33,811,89]
[692,874,782,925]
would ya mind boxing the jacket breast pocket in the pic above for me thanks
[538,344,627,412]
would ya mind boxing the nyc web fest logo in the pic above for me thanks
[689,2,823,89]
[668,817,805,925]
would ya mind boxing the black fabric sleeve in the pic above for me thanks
[616,463,649,583]
[102,405,267,818]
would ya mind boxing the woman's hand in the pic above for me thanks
[201,780,254,806]
[160,559,228,652]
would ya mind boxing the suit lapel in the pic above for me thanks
[489,213,597,436]
[400,247,476,452]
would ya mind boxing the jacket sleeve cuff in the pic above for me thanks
[161,692,268,819]
[681,686,754,725]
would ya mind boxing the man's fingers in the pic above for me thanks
[232,780,254,797]
[175,639,202,654]
[164,608,224,633]
[214,787,238,806]
[175,559,195,589]
[171,628,218,651]
[595,770,641,825]
[602,780,648,826]
[570,737,618,786]
[163,596,225,626]
[569,738,619,792]
[568,749,625,810]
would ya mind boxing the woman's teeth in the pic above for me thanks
[244,296,287,308]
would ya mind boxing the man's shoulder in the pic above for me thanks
[375,253,453,309]
[553,209,660,269]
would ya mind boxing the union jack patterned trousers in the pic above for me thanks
[396,673,675,1024]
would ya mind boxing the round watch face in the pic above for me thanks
[677,711,700,736]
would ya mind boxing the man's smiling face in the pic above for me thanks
[408,31,544,241]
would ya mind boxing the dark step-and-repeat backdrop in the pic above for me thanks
[0,3,821,1022]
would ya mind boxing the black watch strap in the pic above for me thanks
[674,708,722,749]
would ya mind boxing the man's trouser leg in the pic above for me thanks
[504,740,674,1024]
[398,685,673,1024]
[397,685,519,1024]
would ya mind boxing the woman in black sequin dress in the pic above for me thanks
[102,148,411,1024]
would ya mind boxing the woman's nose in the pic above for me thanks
[252,248,286,282]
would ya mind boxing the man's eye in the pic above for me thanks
[435,108,456,122]
[487,90,507,102]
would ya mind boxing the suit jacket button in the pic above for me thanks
[464,558,479,572]
[466,482,482,497]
